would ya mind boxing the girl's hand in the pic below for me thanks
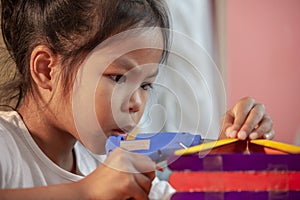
[76,148,155,200]
[220,97,275,140]
[0,148,155,200]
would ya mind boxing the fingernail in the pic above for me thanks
[249,132,258,139]
[230,130,237,138]
[264,132,274,140]
[238,131,247,140]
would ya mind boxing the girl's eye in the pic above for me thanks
[141,82,153,91]
[110,75,126,84]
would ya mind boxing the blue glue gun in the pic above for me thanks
[105,132,202,163]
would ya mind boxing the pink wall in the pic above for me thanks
[226,0,300,144]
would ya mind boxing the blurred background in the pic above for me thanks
[225,0,300,145]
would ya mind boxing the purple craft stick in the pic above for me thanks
[167,153,300,171]
[171,191,300,200]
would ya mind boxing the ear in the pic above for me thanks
[30,45,59,91]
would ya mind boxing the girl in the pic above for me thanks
[0,0,274,199]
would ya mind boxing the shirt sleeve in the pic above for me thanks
[0,126,16,188]
[0,118,27,189]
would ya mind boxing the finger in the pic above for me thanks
[126,178,150,200]
[219,111,234,138]
[256,114,273,135]
[134,173,153,194]
[231,98,256,136]
[249,130,275,140]
[129,153,156,175]
[263,130,275,140]
[249,115,274,139]
[142,170,156,182]
[106,148,155,174]
[237,103,265,140]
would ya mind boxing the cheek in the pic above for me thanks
[94,77,151,127]
[133,91,149,120]
[140,92,149,111]
[94,80,114,124]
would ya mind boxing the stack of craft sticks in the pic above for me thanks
[167,139,300,200]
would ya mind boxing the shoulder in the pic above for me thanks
[0,111,24,184]
[0,111,21,149]
[0,111,24,149]
[0,110,25,131]
[0,110,31,172]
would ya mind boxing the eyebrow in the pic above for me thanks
[113,56,159,78]
[146,69,159,78]
[114,56,137,71]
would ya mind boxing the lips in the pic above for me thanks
[111,129,127,136]
[110,128,131,137]
[110,125,136,137]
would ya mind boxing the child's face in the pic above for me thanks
[72,28,164,153]
[95,48,161,137]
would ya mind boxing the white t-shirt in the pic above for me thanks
[0,111,175,199]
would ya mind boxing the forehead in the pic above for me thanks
[108,48,161,78]
[76,28,164,80]
[106,30,164,68]
[116,48,163,65]
[80,27,164,69]
[96,27,164,57]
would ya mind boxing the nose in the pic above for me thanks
[129,90,143,113]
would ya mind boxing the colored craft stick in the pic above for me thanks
[167,153,300,171]
[175,139,300,155]
[250,140,300,154]
[175,139,238,155]
[171,191,300,200]
[169,171,300,192]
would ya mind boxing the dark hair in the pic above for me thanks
[0,0,170,109]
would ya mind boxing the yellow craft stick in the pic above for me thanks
[175,138,239,155]
[126,127,139,140]
[250,139,300,154]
